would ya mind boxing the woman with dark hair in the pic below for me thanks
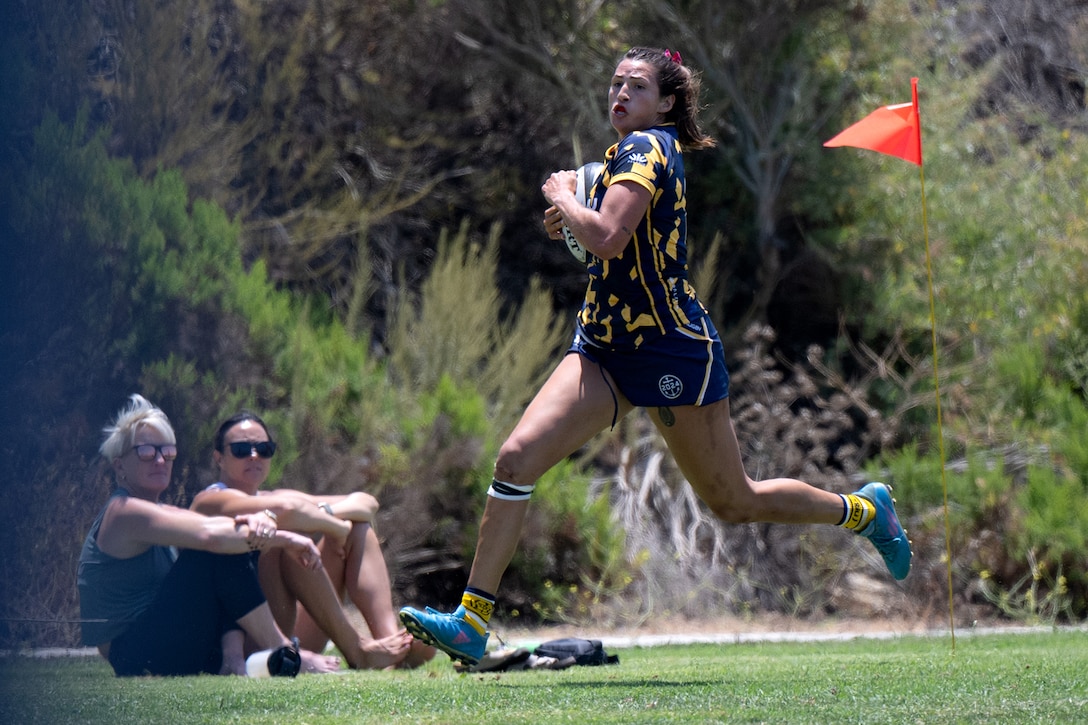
[191,411,433,669]
[399,46,911,667]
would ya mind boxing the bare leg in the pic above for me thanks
[291,536,345,654]
[342,523,400,637]
[467,353,631,595]
[332,523,436,667]
[255,550,297,636]
[649,398,844,524]
[278,544,411,670]
[397,354,631,665]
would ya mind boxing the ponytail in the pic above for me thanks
[622,47,716,151]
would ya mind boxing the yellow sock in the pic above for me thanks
[459,589,494,636]
[839,493,875,531]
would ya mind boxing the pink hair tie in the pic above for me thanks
[664,49,683,65]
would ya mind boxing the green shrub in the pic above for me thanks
[0,111,617,646]
[875,411,1088,619]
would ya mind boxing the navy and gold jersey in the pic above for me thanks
[577,124,708,350]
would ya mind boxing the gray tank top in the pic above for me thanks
[77,489,177,646]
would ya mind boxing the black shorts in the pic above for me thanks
[108,550,265,676]
[568,317,730,408]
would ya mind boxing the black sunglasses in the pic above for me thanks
[132,444,178,461]
[227,441,277,459]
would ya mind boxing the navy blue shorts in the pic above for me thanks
[568,317,730,408]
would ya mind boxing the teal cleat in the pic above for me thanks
[399,606,488,666]
[855,482,912,580]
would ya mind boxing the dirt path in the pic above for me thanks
[384,610,1061,651]
[488,614,1085,653]
[16,613,1056,660]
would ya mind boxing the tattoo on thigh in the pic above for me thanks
[658,406,676,427]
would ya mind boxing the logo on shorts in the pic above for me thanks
[658,374,683,400]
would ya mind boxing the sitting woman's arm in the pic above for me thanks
[98,495,322,569]
[312,491,380,524]
[191,488,352,544]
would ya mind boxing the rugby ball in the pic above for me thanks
[560,162,603,263]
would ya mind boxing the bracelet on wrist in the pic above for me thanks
[317,502,334,516]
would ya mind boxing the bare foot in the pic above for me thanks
[300,649,342,674]
[357,629,413,670]
[398,637,438,669]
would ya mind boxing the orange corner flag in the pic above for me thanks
[824,78,922,165]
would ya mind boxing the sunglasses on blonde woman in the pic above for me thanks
[227,441,277,459]
[132,444,178,461]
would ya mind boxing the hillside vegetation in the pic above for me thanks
[1,0,1086,647]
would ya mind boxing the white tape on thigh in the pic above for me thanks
[487,479,536,501]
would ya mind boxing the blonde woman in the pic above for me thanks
[78,394,340,676]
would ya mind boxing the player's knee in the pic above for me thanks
[494,441,529,485]
[490,447,537,501]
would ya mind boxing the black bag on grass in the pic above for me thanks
[533,638,619,666]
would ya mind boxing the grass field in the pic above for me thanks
[1,630,1085,724]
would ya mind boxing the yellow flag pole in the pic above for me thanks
[917,159,956,652]
[826,77,955,649]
